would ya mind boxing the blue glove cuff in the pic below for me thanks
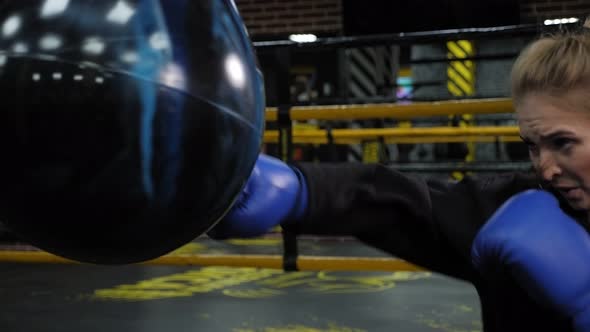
[290,166,308,221]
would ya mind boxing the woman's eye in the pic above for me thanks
[551,137,573,149]
[526,143,539,155]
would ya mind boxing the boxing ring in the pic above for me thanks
[0,18,559,274]
[0,97,525,272]
[0,17,569,331]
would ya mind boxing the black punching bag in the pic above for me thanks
[0,0,265,264]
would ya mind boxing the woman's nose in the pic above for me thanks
[537,150,562,182]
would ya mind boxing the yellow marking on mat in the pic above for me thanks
[416,318,481,332]
[222,288,284,299]
[416,316,481,332]
[233,323,366,332]
[226,239,282,246]
[94,267,282,301]
[457,305,474,312]
[306,271,431,294]
[92,267,431,301]
[256,272,317,288]
[414,305,482,332]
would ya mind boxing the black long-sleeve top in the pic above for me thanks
[286,162,588,332]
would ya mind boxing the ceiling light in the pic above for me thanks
[107,1,135,25]
[82,37,106,55]
[2,15,21,38]
[40,0,70,18]
[39,34,62,50]
[289,34,317,43]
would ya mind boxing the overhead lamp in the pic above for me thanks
[82,37,106,55]
[121,51,139,63]
[12,42,28,53]
[39,34,63,50]
[289,34,317,43]
[107,1,135,25]
[2,15,21,38]
[40,0,70,18]
[149,32,170,50]
[544,17,579,25]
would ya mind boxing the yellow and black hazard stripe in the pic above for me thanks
[447,40,476,180]
[447,40,475,97]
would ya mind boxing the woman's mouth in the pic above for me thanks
[557,187,584,200]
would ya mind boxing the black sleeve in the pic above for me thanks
[284,162,539,281]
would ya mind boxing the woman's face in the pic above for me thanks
[518,89,590,212]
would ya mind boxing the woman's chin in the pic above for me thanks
[564,197,590,211]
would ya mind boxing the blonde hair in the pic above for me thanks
[511,18,590,106]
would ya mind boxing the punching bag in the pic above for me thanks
[0,0,265,264]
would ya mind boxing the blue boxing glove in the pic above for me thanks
[207,154,308,239]
[472,190,590,331]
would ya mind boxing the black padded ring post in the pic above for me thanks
[377,136,390,163]
[277,105,299,272]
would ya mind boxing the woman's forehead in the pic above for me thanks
[518,105,590,140]
[517,91,590,120]
[517,89,590,114]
